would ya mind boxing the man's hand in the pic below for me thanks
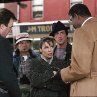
[53,71,57,75]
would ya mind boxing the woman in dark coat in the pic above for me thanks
[28,37,70,97]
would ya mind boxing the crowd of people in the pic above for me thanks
[0,3,97,97]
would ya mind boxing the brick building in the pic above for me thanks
[0,0,97,49]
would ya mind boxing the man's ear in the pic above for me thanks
[39,48,42,53]
[0,24,5,32]
[75,14,80,19]
[0,24,6,31]
[74,14,78,17]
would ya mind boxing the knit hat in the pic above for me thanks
[15,33,32,44]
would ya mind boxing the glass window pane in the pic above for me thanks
[33,0,43,5]
[33,6,43,11]
[70,0,83,7]
[32,0,44,19]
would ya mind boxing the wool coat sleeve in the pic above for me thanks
[0,37,21,97]
[28,58,54,88]
[61,28,94,83]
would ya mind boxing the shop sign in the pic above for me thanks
[20,24,52,34]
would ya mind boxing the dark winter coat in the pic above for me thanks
[54,43,72,97]
[13,49,37,81]
[28,56,71,97]
[0,36,21,97]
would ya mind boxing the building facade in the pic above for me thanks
[0,0,97,49]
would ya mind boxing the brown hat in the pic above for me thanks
[49,21,69,37]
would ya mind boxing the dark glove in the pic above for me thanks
[53,70,61,80]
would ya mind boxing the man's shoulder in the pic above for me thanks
[30,56,40,63]
[30,49,39,58]
[0,35,6,41]
[91,17,97,21]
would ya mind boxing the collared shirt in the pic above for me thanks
[41,55,53,64]
[81,17,93,27]
[19,55,30,77]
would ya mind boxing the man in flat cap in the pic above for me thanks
[49,21,72,97]
[13,32,37,97]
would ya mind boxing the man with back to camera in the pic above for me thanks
[0,8,21,97]
[49,21,72,97]
[59,4,97,96]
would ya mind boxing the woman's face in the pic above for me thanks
[40,41,54,59]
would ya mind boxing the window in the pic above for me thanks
[32,0,44,19]
[0,4,4,8]
[70,0,83,7]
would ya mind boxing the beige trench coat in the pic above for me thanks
[61,17,97,96]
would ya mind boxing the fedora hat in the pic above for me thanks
[49,21,69,37]
[15,32,32,44]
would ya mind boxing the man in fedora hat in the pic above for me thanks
[13,32,37,97]
[49,21,72,97]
